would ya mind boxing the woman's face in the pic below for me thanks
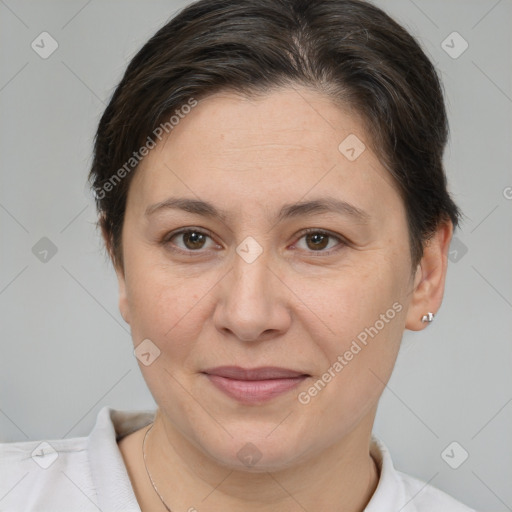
[116,86,424,470]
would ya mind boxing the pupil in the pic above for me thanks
[185,231,204,249]
[307,233,328,250]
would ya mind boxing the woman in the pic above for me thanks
[0,0,478,510]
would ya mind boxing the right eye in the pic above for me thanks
[163,228,220,254]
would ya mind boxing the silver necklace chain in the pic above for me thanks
[142,423,173,512]
[142,422,379,511]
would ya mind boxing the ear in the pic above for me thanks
[405,220,453,331]
[100,217,131,325]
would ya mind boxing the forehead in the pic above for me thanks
[168,88,367,162]
[128,87,401,221]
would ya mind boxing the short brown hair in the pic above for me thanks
[89,0,460,270]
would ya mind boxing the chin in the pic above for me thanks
[197,430,311,473]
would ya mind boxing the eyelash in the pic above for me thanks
[162,227,346,257]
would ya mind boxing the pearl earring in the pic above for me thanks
[421,312,435,323]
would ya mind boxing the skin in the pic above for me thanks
[111,86,453,511]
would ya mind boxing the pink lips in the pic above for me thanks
[202,366,308,404]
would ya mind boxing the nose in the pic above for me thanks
[213,247,292,342]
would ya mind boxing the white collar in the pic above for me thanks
[86,407,431,511]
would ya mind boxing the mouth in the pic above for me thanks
[201,366,310,404]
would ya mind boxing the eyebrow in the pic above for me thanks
[145,196,370,224]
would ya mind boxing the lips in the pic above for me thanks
[202,366,309,404]
[203,366,307,380]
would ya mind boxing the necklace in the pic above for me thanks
[142,423,173,512]
[142,422,380,511]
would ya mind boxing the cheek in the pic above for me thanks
[298,252,408,341]
[124,259,213,354]
[298,311,406,440]
[298,256,408,408]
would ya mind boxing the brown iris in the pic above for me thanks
[305,232,329,251]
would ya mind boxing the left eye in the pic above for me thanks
[294,229,343,253]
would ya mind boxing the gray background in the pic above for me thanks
[0,0,511,510]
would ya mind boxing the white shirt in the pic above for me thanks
[0,407,477,511]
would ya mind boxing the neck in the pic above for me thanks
[143,410,380,512]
